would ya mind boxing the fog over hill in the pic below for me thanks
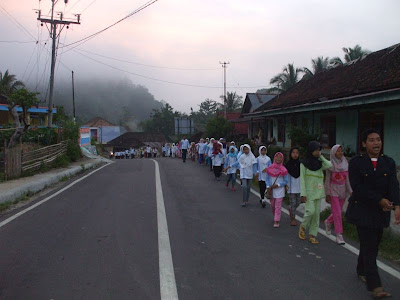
[32,77,163,130]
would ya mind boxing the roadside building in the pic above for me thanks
[82,117,124,145]
[240,43,400,164]
[0,95,57,128]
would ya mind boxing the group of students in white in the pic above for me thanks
[186,137,354,247]
[113,145,159,159]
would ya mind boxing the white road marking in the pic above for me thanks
[0,163,111,229]
[152,160,179,300]
[243,183,400,280]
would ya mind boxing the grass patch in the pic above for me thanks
[60,175,69,182]
[0,191,32,212]
[320,207,400,261]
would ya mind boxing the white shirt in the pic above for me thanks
[257,156,271,182]
[212,153,224,166]
[146,147,152,153]
[180,139,190,150]
[226,156,237,174]
[270,176,286,198]
[198,142,206,155]
[288,175,301,194]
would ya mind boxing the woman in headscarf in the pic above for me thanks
[211,142,224,181]
[285,147,301,226]
[299,141,332,244]
[266,152,288,228]
[225,144,257,207]
[324,145,352,245]
[224,145,239,191]
[256,146,272,208]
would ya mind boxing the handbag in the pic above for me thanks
[265,175,280,199]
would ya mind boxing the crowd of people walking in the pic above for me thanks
[162,130,400,299]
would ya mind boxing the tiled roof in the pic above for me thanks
[85,117,116,127]
[256,43,400,112]
[107,132,168,148]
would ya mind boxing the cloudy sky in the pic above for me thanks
[1,0,400,113]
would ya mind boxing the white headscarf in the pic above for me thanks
[238,144,257,168]
[258,146,270,164]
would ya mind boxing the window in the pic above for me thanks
[291,116,298,129]
[320,115,336,148]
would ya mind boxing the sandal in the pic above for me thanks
[371,287,392,299]
[309,236,319,244]
[298,225,306,240]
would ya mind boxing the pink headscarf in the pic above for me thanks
[266,152,288,177]
[330,144,348,172]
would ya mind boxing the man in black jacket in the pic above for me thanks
[346,128,400,298]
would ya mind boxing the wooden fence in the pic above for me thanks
[2,141,68,180]
[21,141,68,172]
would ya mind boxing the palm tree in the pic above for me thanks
[0,70,24,96]
[224,92,243,112]
[303,56,330,79]
[330,44,370,66]
[268,63,303,93]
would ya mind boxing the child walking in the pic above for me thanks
[299,141,332,244]
[212,142,224,181]
[285,147,301,226]
[256,146,272,208]
[225,144,257,207]
[324,144,352,245]
[266,152,288,227]
[224,146,238,191]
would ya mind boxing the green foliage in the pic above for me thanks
[224,92,243,112]
[205,115,233,139]
[9,88,39,109]
[67,140,81,162]
[0,70,24,96]
[288,127,320,158]
[190,99,221,132]
[269,63,303,93]
[139,103,179,136]
[53,105,69,127]
[23,127,57,145]
[51,154,70,169]
[267,145,283,160]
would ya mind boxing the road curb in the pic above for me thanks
[0,159,106,205]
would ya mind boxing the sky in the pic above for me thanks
[1,0,400,113]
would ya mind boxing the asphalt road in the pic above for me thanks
[0,157,399,299]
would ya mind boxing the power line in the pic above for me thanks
[61,0,159,52]
[0,40,38,44]
[65,0,82,13]
[72,49,267,89]
[72,47,219,71]
[0,4,37,41]
[80,0,97,14]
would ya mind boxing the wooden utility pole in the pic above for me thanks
[72,71,76,124]
[219,61,230,118]
[37,0,80,128]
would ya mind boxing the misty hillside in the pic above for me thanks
[49,77,163,128]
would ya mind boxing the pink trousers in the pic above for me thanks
[326,196,345,234]
[270,198,283,222]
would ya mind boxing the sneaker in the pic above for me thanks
[324,220,332,235]
[241,203,247,207]
[273,222,280,228]
[261,200,266,208]
[336,234,345,245]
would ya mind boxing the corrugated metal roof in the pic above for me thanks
[243,94,276,113]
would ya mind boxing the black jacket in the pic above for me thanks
[345,153,400,228]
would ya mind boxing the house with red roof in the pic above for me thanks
[240,43,400,164]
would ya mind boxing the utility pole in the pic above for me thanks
[219,61,230,118]
[37,0,80,128]
[72,71,76,124]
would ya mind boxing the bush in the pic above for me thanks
[51,154,70,168]
[288,127,320,158]
[67,140,81,162]
[267,145,283,160]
